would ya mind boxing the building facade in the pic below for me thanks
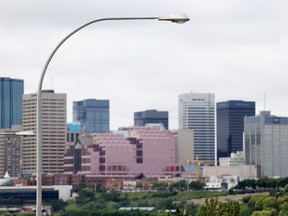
[0,77,24,129]
[0,126,22,177]
[73,99,109,133]
[219,151,245,166]
[178,92,215,162]
[64,125,180,177]
[134,109,169,129]
[22,90,66,175]
[67,122,81,132]
[217,100,255,159]
[244,111,288,178]
[171,129,194,165]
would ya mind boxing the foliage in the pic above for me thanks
[279,202,288,211]
[169,180,187,191]
[262,197,278,210]
[239,204,255,216]
[50,199,67,212]
[15,213,35,216]
[76,186,95,204]
[189,181,206,190]
[252,210,274,216]
[279,209,288,216]
[242,195,251,204]
[247,194,267,209]
[0,197,23,206]
[150,191,177,198]
[235,176,288,191]
[151,182,168,191]
[219,201,240,216]
[197,198,240,216]
[0,212,12,216]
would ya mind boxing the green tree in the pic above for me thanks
[50,199,67,212]
[189,181,205,190]
[247,194,267,209]
[197,198,220,216]
[279,202,288,211]
[101,190,121,202]
[279,209,288,216]
[16,213,35,216]
[251,210,273,216]
[151,182,168,191]
[76,186,95,204]
[175,206,182,216]
[262,197,278,210]
[197,198,240,216]
[81,200,106,212]
[0,212,12,216]
[242,196,251,204]
[219,201,240,216]
[284,184,288,192]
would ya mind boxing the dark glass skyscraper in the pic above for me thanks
[217,100,255,159]
[134,109,169,129]
[0,77,24,129]
[73,99,109,133]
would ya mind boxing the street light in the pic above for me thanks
[36,14,189,216]
[0,131,35,136]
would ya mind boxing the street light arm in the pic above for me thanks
[37,15,189,91]
[37,17,162,92]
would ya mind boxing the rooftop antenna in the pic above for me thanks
[50,71,54,90]
[264,93,266,111]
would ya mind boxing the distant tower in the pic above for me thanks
[178,92,215,162]
[22,90,67,175]
[244,111,288,178]
[73,99,109,133]
[0,77,24,129]
[217,100,255,159]
[134,109,169,129]
[0,126,22,177]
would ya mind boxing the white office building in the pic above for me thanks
[22,90,67,175]
[178,92,215,162]
[219,151,245,166]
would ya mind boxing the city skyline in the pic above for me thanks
[0,1,287,130]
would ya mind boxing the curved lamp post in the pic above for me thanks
[36,14,189,216]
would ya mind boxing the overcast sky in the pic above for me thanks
[1,0,287,130]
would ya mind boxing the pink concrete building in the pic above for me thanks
[64,125,180,177]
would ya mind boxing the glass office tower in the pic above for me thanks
[0,77,24,129]
[244,111,288,178]
[217,100,255,159]
[134,109,169,129]
[73,99,109,133]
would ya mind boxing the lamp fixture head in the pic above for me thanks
[158,14,190,24]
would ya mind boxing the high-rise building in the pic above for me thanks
[217,100,255,159]
[73,99,109,133]
[0,77,24,129]
[0,126,22,177]
[134,109,169,129]
[178,92,215,162]
[22,90,66,175]
[244,111,288,178]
